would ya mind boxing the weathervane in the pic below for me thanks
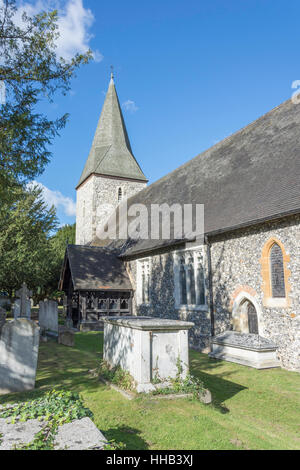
[110,65,114,80]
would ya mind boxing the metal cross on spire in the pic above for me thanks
[110,65,114,80]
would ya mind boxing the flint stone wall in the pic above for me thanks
[0,319,40,394]
[209,215,300,371]
[126,215,300,371]
[76,174,146,245]
[126,245,211,352]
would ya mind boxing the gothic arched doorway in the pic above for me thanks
[232,296,260,335]
[247,302,259,334]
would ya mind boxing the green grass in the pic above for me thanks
[0,332,299,450]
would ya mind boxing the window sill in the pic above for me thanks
[176,305,208,312]
[263,297,290,308]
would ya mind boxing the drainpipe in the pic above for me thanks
[205,235,215,339]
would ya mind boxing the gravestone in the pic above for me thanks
[15,282,32,319]
[58,326,75,347]
[39,300,58,336]
[13,299,31,319]
[0,307,6,334]
[65,316,73,329]
[0,318,40,394]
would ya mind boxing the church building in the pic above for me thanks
[60,74,300,372]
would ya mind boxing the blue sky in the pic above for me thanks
[17,0,300,226]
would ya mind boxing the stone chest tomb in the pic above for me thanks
[209,331,280,369]
[103,316,194,393]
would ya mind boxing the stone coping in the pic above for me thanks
[102,316,194,331]
[211,331,277,351]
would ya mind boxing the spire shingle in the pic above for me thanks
[77,77,147,187]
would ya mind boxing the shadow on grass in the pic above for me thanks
[105,426,149,450]
[190,354,247,413]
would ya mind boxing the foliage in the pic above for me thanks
[0,184,57,298]
[0,0,92,208]
[103,439,127,450]
[99,360,135,391]
[0,389,93,450]
[151,374,205,398]
[47,223,76,294]
[151,356,205,398]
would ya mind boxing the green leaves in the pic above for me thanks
[0,0,91,193]
[0,184,58,297]
[99,360,136,391]
[0,389,94,450]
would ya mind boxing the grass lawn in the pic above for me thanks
[0,332,299,450]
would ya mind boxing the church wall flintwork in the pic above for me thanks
[209,215,300,371]
[127,215,300,371]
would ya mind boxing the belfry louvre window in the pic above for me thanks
[118,187,123,202]
[270,243,286,298]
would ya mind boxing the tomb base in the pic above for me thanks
[209,331,280,369]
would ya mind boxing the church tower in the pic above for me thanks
[76,74,148,245]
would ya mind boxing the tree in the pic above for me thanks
[0,184,58,298]
[47,223,76,296]
[0,0,92,201]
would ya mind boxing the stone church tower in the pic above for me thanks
[76,74,148,245]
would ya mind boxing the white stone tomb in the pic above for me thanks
[103,316,194,393]
[209,331,280,369]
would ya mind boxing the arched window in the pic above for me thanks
[180,257,187,305]
[197,260,205,305]
[138,258,150,306]
[260,238,291,307]
[188,257,196,304]
[118,187,123,202]
[270,243,286,298]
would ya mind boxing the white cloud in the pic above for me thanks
[29,180,76,217]
[13,0,103,62]
[122,99,139,113]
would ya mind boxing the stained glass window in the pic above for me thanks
[197,260,205,305]
[188,257,196,304]
[270,243,286,298]
[180,258,187,305]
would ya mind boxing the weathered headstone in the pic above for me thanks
[54,418,107,450]
[15,282,32,318]
[58,326,75,347]
[13,299,31,319]
[65,317,73,329]
[0,307,6,334]
[39,300,58,336]
[0,318,40,394]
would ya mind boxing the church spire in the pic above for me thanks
[77,74,147,188]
